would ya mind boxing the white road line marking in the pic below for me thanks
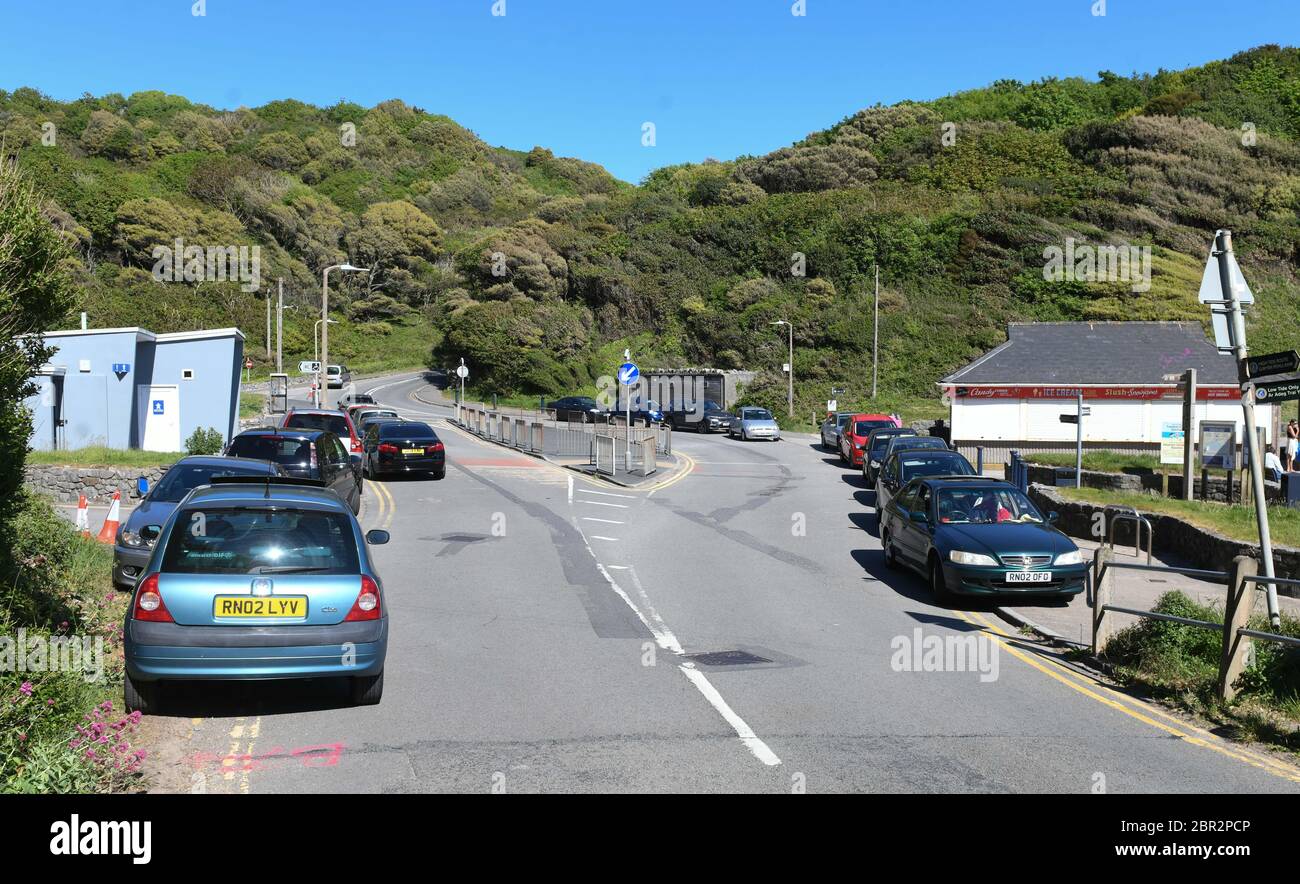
[689,461,791,466]
[580,499,628,509]
[590,535,620,541]
[677,665,782,766]
[567,473,574,503]
[604,564,630,570]
[578,488,636,499]
[582,517,625,524]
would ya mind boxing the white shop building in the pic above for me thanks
[938,322,1271,463]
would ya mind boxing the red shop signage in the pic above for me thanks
[948,385,1238,401]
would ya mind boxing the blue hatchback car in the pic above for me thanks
[123,477,390,712]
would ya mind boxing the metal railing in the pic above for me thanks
[1104,505,1153,566]
[1091,548,1298,700]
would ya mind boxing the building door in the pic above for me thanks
[138,385,180,452]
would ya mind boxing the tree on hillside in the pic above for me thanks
[0,159,74,517]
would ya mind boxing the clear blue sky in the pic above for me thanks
[2,0,1297,182]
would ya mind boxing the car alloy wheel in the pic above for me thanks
[929,557,951,604]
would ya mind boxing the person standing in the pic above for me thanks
[1287,419,1299,472]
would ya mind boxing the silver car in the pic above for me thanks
[728,407,781,441]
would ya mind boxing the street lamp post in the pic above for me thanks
[319,263,370,409]
[771,320,793,418]
[313,318,337,405]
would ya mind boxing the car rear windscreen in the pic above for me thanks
[900,454,975,480]
[161,507,359,574]
[286,412,350,436]
[379,422,436,439]
[227,435,314,467]
[152,463,275,502]
[854,420,893,436]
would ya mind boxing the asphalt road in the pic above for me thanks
[160,372,1300,794]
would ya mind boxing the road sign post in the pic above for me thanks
[1058,397,1089,487]
[618,355,639,472]
[456,359,469,424]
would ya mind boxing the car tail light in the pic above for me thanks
[425,441,444,456]
[351,436,362,453]
[132,573,173,623]
[378,443,399,455]
[310,444,318,470]
[345,575,381,621]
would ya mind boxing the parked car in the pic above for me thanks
[616,398,664,426]
[338,393,376,411]
[861,426,919,485]
[283,407,362,457]
[326,364,351,389]
[664,400,733,433]
[874,448,976,514]
[112,456,284,593]
[355,410,400,436]
[878,476,1087,602]
[838,413,900,466]
[547,396,606,423]
[122,477,390,712]
[819,412,856,450]
[874,435,952,480]
[363,420,446,479]
[728,406,781,441]
[225,428,363,514]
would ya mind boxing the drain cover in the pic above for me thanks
[685,650,772,667]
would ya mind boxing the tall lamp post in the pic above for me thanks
[771,320,794,418]
[313,318,337,406]
[319,263,370,408]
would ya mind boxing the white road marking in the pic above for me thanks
[580,500,628,509]
[578,488,636,499]
[582,517,624,524]
[567,474,574,503]
[590,535,620,541]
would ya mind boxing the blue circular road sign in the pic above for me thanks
[617,362,639,386]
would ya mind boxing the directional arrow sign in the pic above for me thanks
[617,362,639,386]
[1059,414,1078,424]
[1251,377,1300,403]
[1242,350,1300,381]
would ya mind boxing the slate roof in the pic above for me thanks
[940,322,1239,386]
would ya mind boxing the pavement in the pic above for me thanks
[101,371,1300,793]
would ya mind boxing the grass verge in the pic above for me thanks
[26,447,182,469]
[1055,486,1300,549]
[1,491,143,792]
[1104,590,1300,750]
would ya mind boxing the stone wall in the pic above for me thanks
[23,464,171,504]
[1028,484,1300,591]
[1022,462,1283,503]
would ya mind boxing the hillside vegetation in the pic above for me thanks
[3,45,1299,417]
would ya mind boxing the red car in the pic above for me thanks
[838,413,900,466]
[283,407,363,457]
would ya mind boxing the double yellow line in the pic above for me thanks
[955,608,1300,784]
[365,476,396,530]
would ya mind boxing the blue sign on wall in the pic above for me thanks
[112,362,131,374]
[152,399,165,415]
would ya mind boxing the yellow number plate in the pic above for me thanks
[402,448,424,455]
[213,596,308,619]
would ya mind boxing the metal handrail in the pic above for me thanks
[1105,505,1153,565]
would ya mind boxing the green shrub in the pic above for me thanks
[184,426,225,455]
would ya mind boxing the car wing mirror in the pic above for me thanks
[365,529,390,545]
[1047,511,1059,524]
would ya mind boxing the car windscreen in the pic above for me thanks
[741,409,773,421]
[378,422,436,439]
[836,413,854,427]
[853,420,893,436]
[286,412,350,436]
[936,488,1043,525]
[226,435,314,467]
[871,431,915,454]
[160,506,359,574]
[151,463,276,502]
[359,411,398,423]
[900,454,975,481]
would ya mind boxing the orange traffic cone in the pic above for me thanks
[76,494,90,537]
[96,490,121,544]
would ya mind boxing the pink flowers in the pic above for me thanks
[71,702,146,776]
[18,682,33,697]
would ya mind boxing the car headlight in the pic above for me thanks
[949,550,998,567]
[119,530,152,549]
[1054,550,1084,566]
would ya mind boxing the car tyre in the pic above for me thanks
[351,670,384,706]
[432,466,446,480]
[883,531,898,569]
[929,556,952,605]
[124,672,158,714]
